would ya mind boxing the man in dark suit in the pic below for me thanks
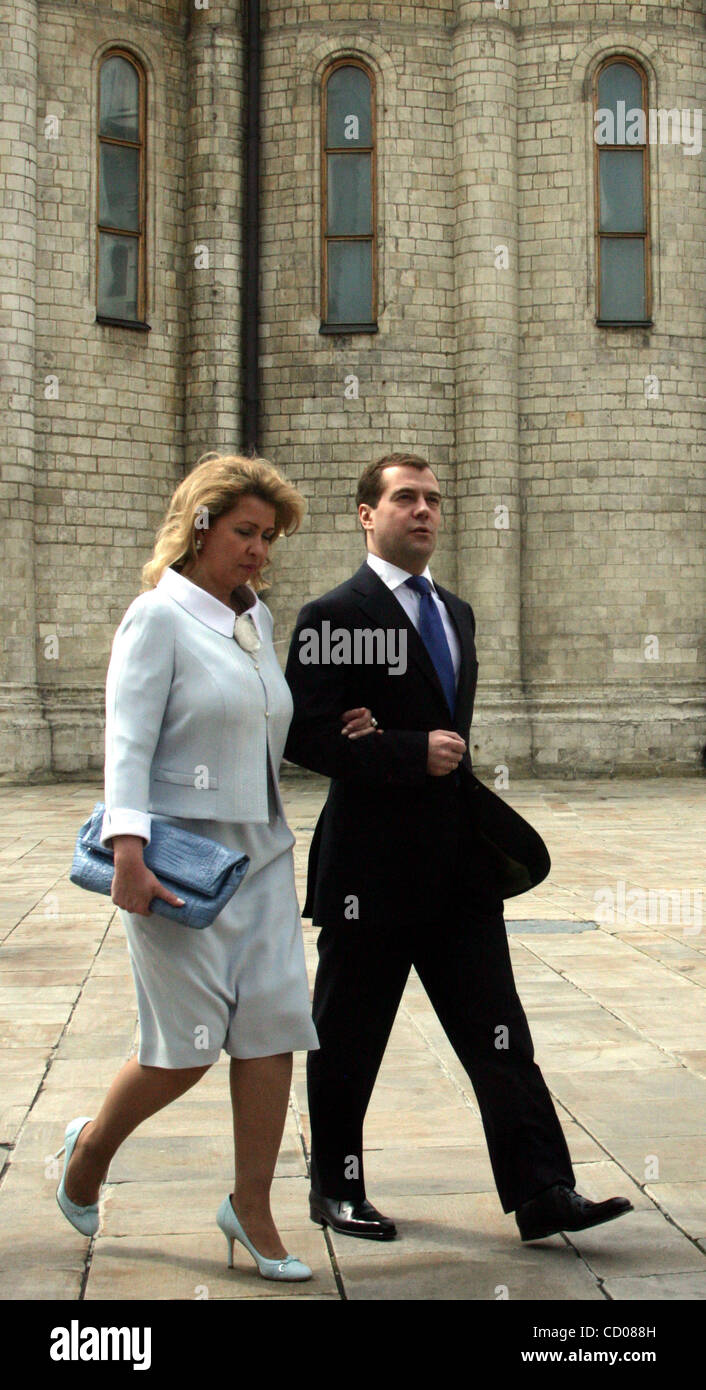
[284,453,633,1243]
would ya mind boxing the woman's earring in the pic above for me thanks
[195,538,203,551]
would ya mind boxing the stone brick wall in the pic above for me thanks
[0,0,47,777]
[453,3,526,770]
[0,0,703,780]
[258,5,458,664]
[184,3,244,461]
[31,0,191,772]
[516,10,706,771]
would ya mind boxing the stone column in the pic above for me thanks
[184,1,245,464]
[452,0,529,770]
[0,0,50,777]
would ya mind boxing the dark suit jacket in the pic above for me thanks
[284,561,550,929]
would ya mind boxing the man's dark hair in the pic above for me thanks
[355,453,433,510]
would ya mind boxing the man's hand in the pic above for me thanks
[427,730,466,776]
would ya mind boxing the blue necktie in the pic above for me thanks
[405,575,456,715]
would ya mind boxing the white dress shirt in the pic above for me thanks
[365,551,461,683]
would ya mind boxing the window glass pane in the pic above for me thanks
[98,231,139,319]
[100,56,140,141]
[600,238,645,320]
[327,240,373,324]
[597,61,644,126]
[327,153,371,236]
[326,65,371,147]
[599,150,645,232]
[99,144,140,231]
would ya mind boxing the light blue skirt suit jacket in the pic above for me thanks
[100,564,319,1067]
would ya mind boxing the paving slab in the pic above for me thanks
[542,1069,706,1145]
[340,1106,488,1150]
[643,1182,706,1241]
[552,1113,609,1164]
[673,1051,706,1078]
[535,1042,677,1073]
[569,1161,650,1211]
[0,986,78,1004]
[84,1227,336,1300]
[340,1246,604,1302]
[55,1032,137,1060]
[98,1133,238,1185]
[0,1051,48,1086]
[12,1086,114,1127]
[563,1210,705,1277]
[100,1175,313,1238]
[601,1271,706,1300]
[32,1058,141,1090]
[0,1267,85,1301]
[328,1193,605,1301]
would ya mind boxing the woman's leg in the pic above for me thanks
[64,1057,211,1205]
[229,1052,293,1259]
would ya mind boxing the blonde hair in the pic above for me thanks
[141,452,305,592]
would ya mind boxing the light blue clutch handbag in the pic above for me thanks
[70,803,250,930]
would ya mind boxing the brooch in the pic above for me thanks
[233,613,261,653]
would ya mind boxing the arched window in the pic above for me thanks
[321,60,377,332]
[96,50,146,326]
[594,57,651,325]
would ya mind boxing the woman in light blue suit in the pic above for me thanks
[56,452,375,1282]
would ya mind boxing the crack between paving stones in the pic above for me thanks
[569,918,704,993]
[555,1232,611,1300]
[513,899,705,986]
[1,862,87,941]
[554,1085,706,1261]
[77,1232,98,1300]
[0,907,118,1299]
[0,909,117,1193]
[563,1222,705,1287]
[287,1081,347,1300]
[518,934,704,1073]
[400,999,481,1117]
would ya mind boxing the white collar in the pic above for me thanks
[366,551,435,593]
[157,566,263,638]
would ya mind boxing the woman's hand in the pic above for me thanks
[110,835,185,916]
[340,707,383,740]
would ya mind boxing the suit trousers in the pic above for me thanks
[306,867,575,1214]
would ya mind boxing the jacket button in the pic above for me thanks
[265,711,270,718]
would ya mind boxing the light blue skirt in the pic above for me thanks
[120,804,319,1068]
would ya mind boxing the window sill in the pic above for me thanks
[595,319,653,329]
[319,322,378,335]
[96,315,151,332]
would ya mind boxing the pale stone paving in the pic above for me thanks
[0,774,704,1300]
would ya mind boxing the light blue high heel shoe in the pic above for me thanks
[216,1196,312,1282]
[55,1117,100,1237]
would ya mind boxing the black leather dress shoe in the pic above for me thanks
[309,1193,397,1241]
[516,1183,634,1242]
